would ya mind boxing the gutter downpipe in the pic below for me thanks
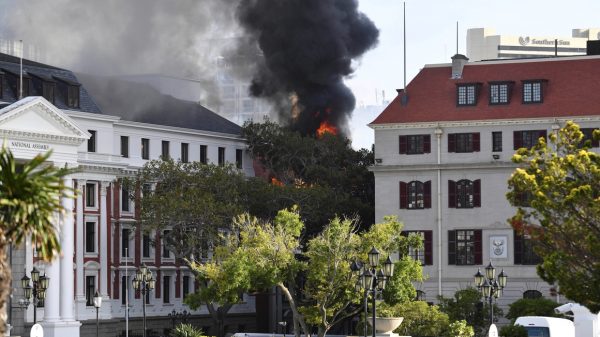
[435,127,443,296]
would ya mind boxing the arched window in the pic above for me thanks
[523,290,542,299]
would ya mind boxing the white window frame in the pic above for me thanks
[141,230,155,263]
[120,185,134,215]
[84,216,99,257]
[120,224,135,262]
[85,182,98,210]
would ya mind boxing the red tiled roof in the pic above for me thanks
[371,56,600,125]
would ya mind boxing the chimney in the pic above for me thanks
[587,40,600,55]
[451,54,469,79]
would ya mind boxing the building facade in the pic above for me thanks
[467,27,600,61]
[369,55,600,309]
[0,53,256,337]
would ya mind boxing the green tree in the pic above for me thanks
[242,121,375,235]
[505,298,562,321]
[129,159,248,337]
[507,121,600,312]
[191,209,422,337]
[0,147,73,334]
[382,300,451,337]
[438,287,501,337]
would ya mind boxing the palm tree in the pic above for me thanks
[0,144,74,334]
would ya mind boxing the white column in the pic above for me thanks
[100,181,109,298]
[43,214,61,322]
[60,176,75,321]
[75,180,85,303]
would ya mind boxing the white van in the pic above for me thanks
[515,316,575,337]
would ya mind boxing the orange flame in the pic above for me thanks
[271,177,284,186]
[316,120,337,138]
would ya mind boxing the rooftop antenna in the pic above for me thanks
[19,40,23,100]
[401,2,408,106]
[403,2,407,92]
[456,22,459,54]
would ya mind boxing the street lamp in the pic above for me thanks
[93,291,102,337]
[20,267,49,323]
[474,261,508,326]
[132,265,155,337]
[353,247,394,337]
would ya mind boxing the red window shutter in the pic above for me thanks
[514,230,523,265]
[424,230,433,265]
[424,135,431,153]
[448,230,456,265]
[448,180,456,208]
[424,181,432,208]
[473,133,480,152]
[399,136,407,154]
[399,181,408,209]
[474,230,482,265]
[448,134,456,152]
[474,179,481,207]
[514,131,523,150]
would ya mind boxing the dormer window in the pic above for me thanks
[29,72,57,104]
[43,82,56,103]
[456,83,480,106]
[53,76,81,108]
[1,68,31,99]
[522,80,546,104]
[489,81,513,105]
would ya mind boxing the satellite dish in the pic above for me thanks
[31,323,44,337]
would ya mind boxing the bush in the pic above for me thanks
[171,323,205,337]
[448,320,474,337]
[499,324,528,337]
[390,301,451,337]
[505,298,561,321]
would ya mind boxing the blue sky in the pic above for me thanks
[347,0,600,149]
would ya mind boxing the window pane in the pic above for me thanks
[162,141,170,159]
[455,133,473,153]
[86,276,95,306]
[141,138,150,160]
[236,149,243,169]
[456,230,475,265]
[492,132,502,152]
[85,222,95,253]
[181,143,189,163]
[88,130,96,152]
[218,147,225,166]
[163,276,170,304]
[408,181,425,209]
[407,135,424,154]
[143,234,151,258]
[456,180,474,208]
[121,136,129,157]
[122,228,130,257]
[86,183,95,207]
[200,145,207,164]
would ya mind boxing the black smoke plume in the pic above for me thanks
[235,0,379,137]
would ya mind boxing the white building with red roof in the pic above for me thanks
[369,54,600,307]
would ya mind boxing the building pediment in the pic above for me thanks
[0,96,90,145]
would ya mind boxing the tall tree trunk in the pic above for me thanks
[277,282,310,337]
[0,232,10,335]
[206,302,233,337]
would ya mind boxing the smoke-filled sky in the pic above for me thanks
[0,0,380,138]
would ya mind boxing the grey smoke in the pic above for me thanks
[1,0,379,136]
[0,0,240,109]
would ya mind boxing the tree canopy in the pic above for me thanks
[242,120,374,235]
[507,121,600,312]
[188,208,422,337]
